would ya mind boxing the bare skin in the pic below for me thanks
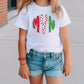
[59,26,72,76]
[18,0,72,84]
[29,74,44,84]
[45,76,62,84]
[18,28,30,79]
[19,63,30,79]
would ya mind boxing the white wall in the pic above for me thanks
[61,0,84,84]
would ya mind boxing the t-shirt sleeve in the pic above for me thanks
[59,5,71,28]
[14,6,29,30]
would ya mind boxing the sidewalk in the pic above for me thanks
[0,5,84,84]
[7,9,18,21]
[0,9,18,40]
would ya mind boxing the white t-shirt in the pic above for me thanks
[15,1,71,53]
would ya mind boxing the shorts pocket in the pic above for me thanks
[26,53,34,61]
[52,52,63,63]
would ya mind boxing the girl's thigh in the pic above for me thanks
[45,75,62,84]
[29,73,44,84]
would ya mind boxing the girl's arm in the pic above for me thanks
[59,26,71,60]
[59,26,72,76]
[18,28,30,80]
[18,28,27,65]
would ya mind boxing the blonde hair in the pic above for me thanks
[17,0,63,19]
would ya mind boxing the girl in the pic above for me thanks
[15,0,72,84]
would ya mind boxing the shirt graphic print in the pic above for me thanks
[33,14,55,34]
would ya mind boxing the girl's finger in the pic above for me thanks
[63,68,65,73]
[25,74,28,80]
[22,75,26,79]
[65,72,68,76]
[69,71,71,75]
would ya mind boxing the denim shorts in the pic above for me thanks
[26,48,64,78]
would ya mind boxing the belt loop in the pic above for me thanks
[44,52,46,56]
[51,52,54,57]
[30,48,33,55]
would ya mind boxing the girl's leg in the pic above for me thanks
[29,73,43,84]
[42,51,63,84]
[26,49,44,84]
[45,76,62,84]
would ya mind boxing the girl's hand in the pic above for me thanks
[19,63,30,80]
[63,59,72,76]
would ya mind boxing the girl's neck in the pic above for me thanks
[35,0,50,7]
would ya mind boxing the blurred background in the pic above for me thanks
[0,0,84,84]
